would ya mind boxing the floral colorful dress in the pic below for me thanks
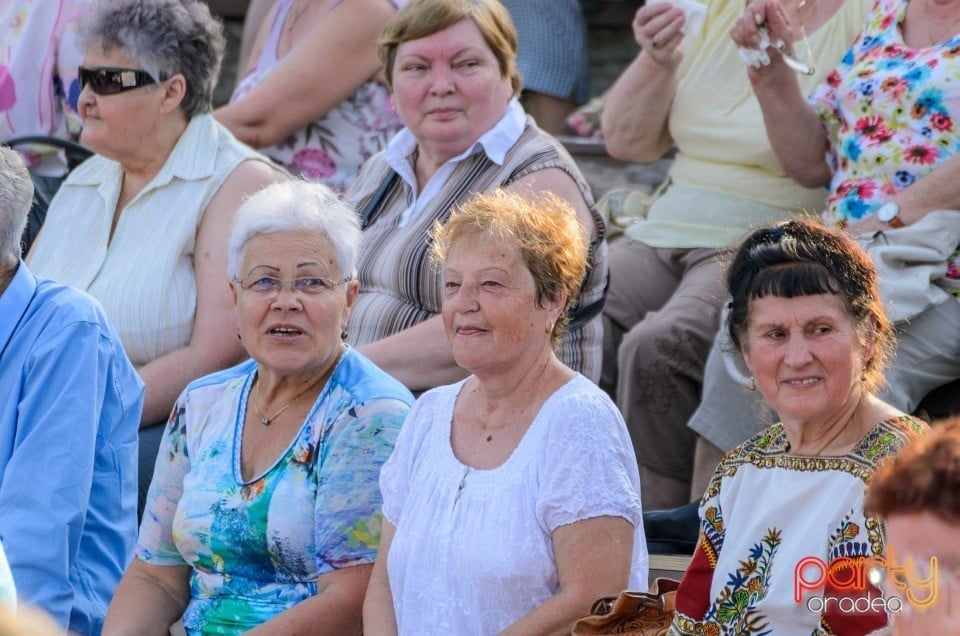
[137,350,413,635]
[229,0,404,193]
[670,416,926,636]
[809,0,959,290]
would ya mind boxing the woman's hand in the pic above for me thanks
[730,0,798,80]
[634,3,687,71]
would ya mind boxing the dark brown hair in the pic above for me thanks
[725,219,894,394]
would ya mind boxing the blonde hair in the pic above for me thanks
[378,0,521,95]
[430,189,588,344]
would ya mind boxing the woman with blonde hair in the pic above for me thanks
[365,190,647,635]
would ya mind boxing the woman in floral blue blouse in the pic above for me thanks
[104,180,414,635]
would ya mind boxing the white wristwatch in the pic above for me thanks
[876,201,904,228]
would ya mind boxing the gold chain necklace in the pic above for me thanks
[924,0,960,46]
[253,352,340,425]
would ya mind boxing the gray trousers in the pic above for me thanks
[601,237,727,510]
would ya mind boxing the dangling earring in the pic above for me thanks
[747,376,757,392]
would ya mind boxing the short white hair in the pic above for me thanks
[0,147,34,269]
[228,180,362,279]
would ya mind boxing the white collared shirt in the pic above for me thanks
[384,98,526,227]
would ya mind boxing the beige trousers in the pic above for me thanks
[601,237,727,510]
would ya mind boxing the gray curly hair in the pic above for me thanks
[79,0,225,117]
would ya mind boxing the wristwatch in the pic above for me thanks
[876,201,904,228]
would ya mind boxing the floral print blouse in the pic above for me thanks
[229,0,403,193]
[137,352,413,635]
[810,0,960,222]
[809,0,960,291]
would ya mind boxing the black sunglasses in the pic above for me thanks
[78,66,157,96]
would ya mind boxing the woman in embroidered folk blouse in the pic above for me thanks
[25,0,282,515]
[103,181,414,635]
[364,190,648,635]
[345,0,607,391]
[669,220,928,635]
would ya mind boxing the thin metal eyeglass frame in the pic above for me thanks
[778,0,816,76]
[233,275,352,297]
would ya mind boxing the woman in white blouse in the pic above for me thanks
[26,0,280,513]
[363,189,649,635]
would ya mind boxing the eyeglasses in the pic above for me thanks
[779,0,816,76]
[234,275,351,297]
[78,66,157,95]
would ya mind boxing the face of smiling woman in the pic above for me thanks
[232,230,357,382]
[440,232,562,378]
[741,293,874,430]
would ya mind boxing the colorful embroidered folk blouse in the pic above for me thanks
[137,351,413,634]
[670,416,926,636]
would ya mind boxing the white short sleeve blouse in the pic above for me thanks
[381,375,649,634]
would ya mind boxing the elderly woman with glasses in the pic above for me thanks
[26,0,282,515]
[598,0,871,510]
[104,180,414,635]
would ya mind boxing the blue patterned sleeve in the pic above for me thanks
[136,395,191,565]
[313,396,408,575]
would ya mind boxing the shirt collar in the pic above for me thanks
[68,113,221,187]
[384,97,527,180]
[0,262,38,356]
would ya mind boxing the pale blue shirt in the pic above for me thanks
[0,262,142,634]
[384,97,526,226]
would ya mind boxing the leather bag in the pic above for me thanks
[572,577,680,635]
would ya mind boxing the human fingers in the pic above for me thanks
[634,3,686,49]
[730,5,766,48]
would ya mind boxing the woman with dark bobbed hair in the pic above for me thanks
[27,0,282,513]
[670,220,927,635]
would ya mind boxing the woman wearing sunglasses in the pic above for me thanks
[27,0,283,517]
[598,0,871,511]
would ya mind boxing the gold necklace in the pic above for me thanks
[924,0,960,46]
[253,352,340,425]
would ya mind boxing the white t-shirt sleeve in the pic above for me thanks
[535,382,644,534]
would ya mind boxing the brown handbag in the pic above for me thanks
[571,578,680,636]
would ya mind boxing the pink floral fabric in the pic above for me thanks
[0,0,88,175]
[230,0,403,193]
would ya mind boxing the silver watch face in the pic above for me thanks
[877,202,899,223]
